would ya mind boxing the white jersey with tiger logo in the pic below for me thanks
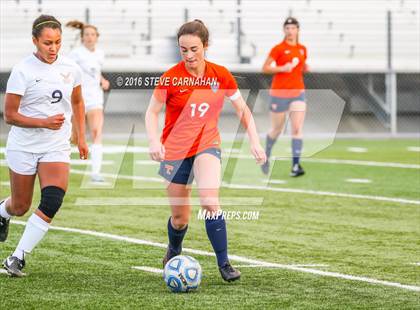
[5,53,82,153]
[68,45,104,109]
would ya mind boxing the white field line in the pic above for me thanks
[233,264,329,268]
[223,183,420,206]
[1,151,418,169]
[410,263,420,266]
[70,168,420,205]
[225,154,420,169]
[345,178,372,184]
[132,266,163,274]
[70,160,114,166]
[86,181,113,186]
[69,168,420,206]
[70,169,163,183]
[0,159,114,166]
[347,147,368,153]
[0,269,8,275]
[407,147,420,152]
[263,179,287,184]
[0,163,416,205]
[75,197,264,206]
[304,158,420,169]
[135,160,159,165]
[10,220,420,292]
[132,264,330,275]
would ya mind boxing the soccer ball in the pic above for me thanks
[163,255,202,293]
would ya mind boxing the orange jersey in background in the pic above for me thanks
[269,40,307,98]
[153,60,239,160]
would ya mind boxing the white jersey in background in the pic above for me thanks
[5,54,82,153]
[68,45,105,110]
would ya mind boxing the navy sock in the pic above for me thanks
[265,135,277,158]
[205,216,228,267]
[167,217,188,254]
[292,138,303,166]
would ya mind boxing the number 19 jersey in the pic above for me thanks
[5,54,82,153]
[153,60,240,160]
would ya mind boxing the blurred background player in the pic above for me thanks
[261,17,308,177]
[0,15,88,277]
[145,20,266,282]
[67,20,110,182]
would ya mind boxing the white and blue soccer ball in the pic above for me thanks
[163,255,202,293]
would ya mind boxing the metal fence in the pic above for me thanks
[1,71,418,138]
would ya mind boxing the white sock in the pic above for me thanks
[91,144,103,175]
[12,213,50,260]
[0,198,11,219]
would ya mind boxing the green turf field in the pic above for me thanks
[0,138,419,309]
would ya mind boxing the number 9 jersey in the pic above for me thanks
[153,60,240,161]
[5,54,82,153]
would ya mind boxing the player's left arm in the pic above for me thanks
[230,94,266,165]
[71,85,88,160]
[303,46,310,72]
[100,75,110,91]
[99,51,110,91]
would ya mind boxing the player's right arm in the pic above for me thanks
[4,93,64,130]
[262,45,295,74]
[145,94,166,162]
[262,56,294,74]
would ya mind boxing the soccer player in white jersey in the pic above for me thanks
[0,15,88,277]
[67,21,110,182]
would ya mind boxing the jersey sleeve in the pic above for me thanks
[153,72,170,103]
[223,68,240,100]
[73,63,82,88]
[268,45,281,60]
[6,65,27,96]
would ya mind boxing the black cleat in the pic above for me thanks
[219,262,241,282]
[162,246,181,268]
[0,205,10,242]
[261,159,270,175]
[290,164,305,177]
[3,255,26,277]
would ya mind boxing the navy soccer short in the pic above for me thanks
[269,92,306,113]
[159,148,222,185]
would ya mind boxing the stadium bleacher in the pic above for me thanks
[0,0,418,71]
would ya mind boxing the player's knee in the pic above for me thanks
[10,201,31,216]
[171,214,189,229]
[291,128,303,138]
[270,126,283,137]
[37,186,66,219]
[201,204,220,216]
[200,196,220,209]
[91,128,101,140]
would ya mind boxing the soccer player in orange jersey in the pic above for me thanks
[261,17,309,177]
[145,20,266,282]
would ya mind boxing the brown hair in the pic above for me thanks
[32,15,62,38]
[177,19,209,46]
[66,20,99,38]
[283,17,300,28]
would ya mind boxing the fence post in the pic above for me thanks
[85,7,90,24]
[237,0,242,61]
[386,10,397,135]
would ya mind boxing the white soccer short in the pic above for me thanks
[85,102,103,112]
[5,149,71,175]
